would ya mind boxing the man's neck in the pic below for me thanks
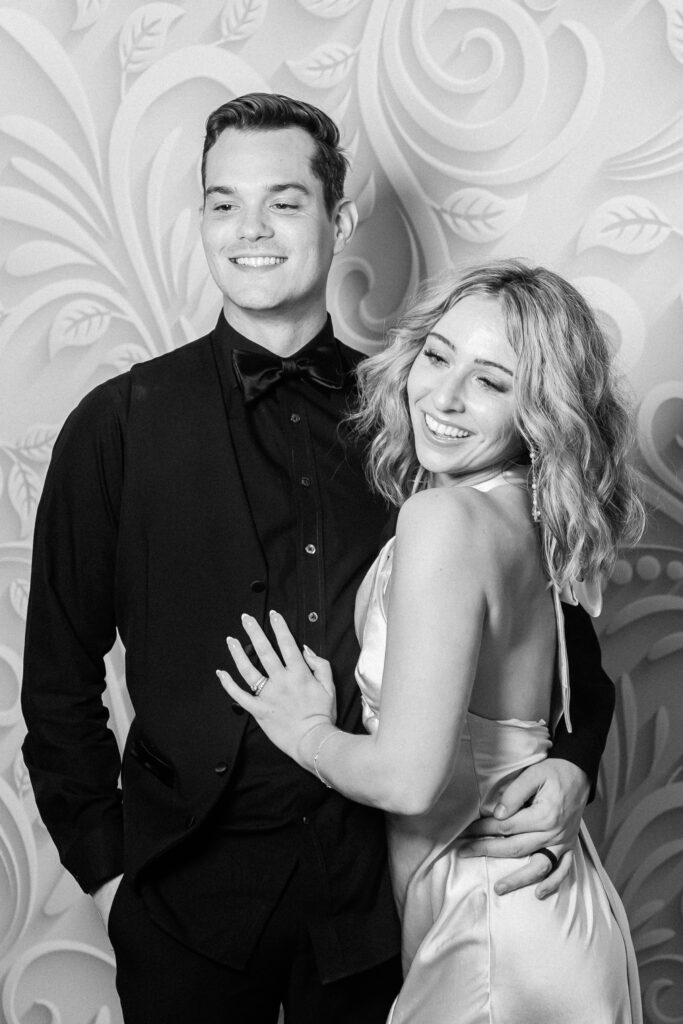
[222,304,328,356]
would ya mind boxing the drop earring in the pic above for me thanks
[529,447,540,523]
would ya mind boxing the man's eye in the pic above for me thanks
[272,202,298,210]
[214,203,235,212]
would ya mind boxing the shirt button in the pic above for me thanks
[290,413,301,423]
[307,612,318,623]
[250,580,266,593]
[302,816,310,825]
[300,476,311,487]
[214,761,229,775]
[185,815,197,829]
[305,544,316,555]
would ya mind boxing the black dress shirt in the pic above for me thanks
[210,315,381,830]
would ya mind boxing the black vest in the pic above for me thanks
[114,329,399,975]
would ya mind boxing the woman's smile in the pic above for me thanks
[422,412,473,441]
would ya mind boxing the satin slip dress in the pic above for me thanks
[354,471,642,1024]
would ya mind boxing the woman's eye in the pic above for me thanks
[476,376,506,393]
[423,347,447,365]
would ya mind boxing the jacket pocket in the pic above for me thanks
[129,734,175,788]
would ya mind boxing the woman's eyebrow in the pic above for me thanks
[427,332,513,376]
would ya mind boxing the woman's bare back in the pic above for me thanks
[456,479,557,725]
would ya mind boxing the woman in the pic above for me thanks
[218,260,645,1022]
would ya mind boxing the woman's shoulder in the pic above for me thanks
[396,482,535,575]
[397,482,506,534]
[395,485,492,567]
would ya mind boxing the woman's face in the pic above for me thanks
[406,294,523,488]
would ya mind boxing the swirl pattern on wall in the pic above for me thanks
[0,1,681,1020]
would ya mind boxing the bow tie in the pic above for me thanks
[231,340,344,403]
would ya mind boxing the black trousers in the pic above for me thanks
[109,868,402,1024]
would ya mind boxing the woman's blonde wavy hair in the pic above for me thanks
[350,259,645,589]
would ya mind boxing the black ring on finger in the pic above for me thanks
[536,847,559,873]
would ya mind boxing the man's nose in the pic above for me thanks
[433,371,466,412]
[237,207,273,241]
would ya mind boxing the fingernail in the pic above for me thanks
[303,644,316,656]
[536,890,548,901]
[226,636,236,647]
[269,609,278,618]
[241,613,250,622]
[493,804,506,819]
[494,884,507,895]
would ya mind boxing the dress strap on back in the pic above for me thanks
[468,469,603,736]
[551,584,572,733]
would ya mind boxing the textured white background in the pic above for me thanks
[0,1,682,1020]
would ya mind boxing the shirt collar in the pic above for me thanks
[213,311,339,389]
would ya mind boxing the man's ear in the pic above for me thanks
[333,198,358,254]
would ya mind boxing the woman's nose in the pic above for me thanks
[432,371,465,412]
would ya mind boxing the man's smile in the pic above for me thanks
[229,256,287,267]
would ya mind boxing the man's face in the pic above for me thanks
[200,127,352,333]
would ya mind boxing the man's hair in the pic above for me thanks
[202,92,349,216]
[349,258,646,589]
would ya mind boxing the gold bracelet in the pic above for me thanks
[313,730,337,789]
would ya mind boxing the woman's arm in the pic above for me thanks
[219,487,486,815]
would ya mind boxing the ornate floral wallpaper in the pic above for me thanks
[0,1,681,1020]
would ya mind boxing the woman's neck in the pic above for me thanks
[429,462,519,491]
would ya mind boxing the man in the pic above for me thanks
[22,94,615,1023]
